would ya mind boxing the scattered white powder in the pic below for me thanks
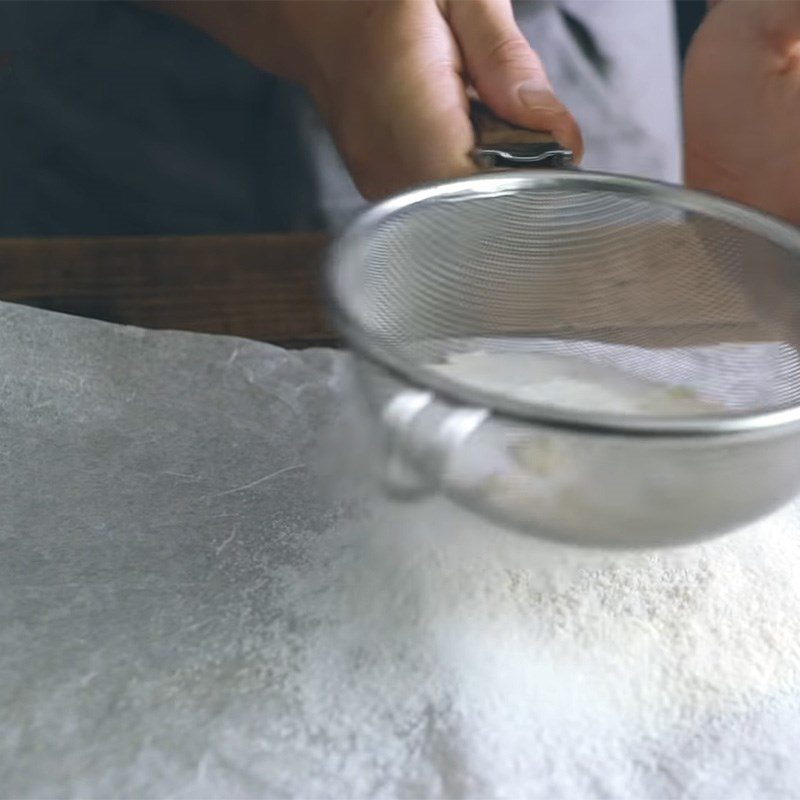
[210,349,800,798]
[235,497,800,799]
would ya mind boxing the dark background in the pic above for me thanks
[675,0,706,61]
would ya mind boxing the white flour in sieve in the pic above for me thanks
[431,350,721,414]
[213,351,800,798]
[427,350,728,541]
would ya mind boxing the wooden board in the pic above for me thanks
[0,227,780,350]
[0,233,333,346]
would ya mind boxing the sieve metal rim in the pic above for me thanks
[325,170,800,438]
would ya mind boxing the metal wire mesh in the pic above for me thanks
[340,175,800,416]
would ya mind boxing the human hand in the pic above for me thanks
[286,0,583,198]
[683,0,800,224]
[165,0,582,200]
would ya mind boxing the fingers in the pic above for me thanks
[350,61,477,198]
[324,1,477,199]
[448,0,584,161]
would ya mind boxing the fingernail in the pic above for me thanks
[517,80,556,110]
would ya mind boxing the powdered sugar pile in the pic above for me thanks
[223,347,800,797]
[235,494,800,798]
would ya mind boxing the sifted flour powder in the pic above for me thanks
[244,498,800,798]
[433,350,721,414]
[218,349,800,798]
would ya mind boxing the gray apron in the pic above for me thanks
[0,0,680,236]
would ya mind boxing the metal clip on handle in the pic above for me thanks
[470,98,574,169]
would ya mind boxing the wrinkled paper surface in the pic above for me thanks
[2,303,800,800]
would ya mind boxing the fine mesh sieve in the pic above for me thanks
[326,163,800,547]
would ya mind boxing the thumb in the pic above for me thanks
[447,0,583,161]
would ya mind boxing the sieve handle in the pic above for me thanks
[379,388,489,501]
[470,98,574,169]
